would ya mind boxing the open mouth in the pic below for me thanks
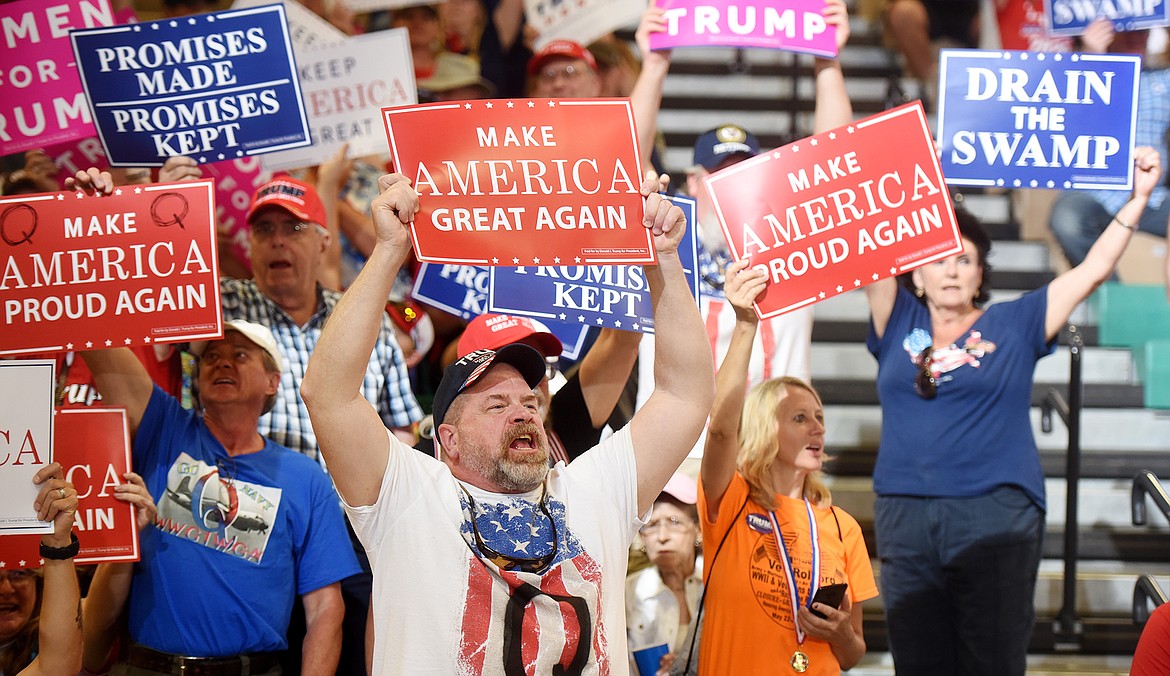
[509,434,536,451]
[268,260,293,271]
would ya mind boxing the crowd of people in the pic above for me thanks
[2,0,1170,674]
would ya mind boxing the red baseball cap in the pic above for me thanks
[527,39,598,77]
[246,177,327,227]
[458,314,562,358]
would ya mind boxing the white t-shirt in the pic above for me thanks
[346,427,644,675]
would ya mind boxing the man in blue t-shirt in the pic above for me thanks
[81,319,359,675]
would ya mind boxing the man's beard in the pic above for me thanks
[463,421,550,492]
[697,214,729,255]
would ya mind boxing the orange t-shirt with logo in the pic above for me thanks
[697,472,878,675]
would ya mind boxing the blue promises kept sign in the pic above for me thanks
[488,195,700,334]
[938,49,1140,190]
[411,263,588,360]
[1044,0,1170,36]
[70,4,311,166]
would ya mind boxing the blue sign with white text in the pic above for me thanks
[1044,0,1170,36]
[411,263,588,360]
[487,195,700,334]
[70,4,311,166]
[937,50,1139,190]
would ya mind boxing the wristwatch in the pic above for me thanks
[40,532,80,560]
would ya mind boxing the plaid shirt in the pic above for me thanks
[220,279,422,462]
[1086,67,1170,214]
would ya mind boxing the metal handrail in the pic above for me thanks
[1042,325,1084,649]
[1134,575,1168,623]
[1132,471,1170,526]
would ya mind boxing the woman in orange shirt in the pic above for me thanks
[694,260,877,675]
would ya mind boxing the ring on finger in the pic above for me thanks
[57,487,66,500]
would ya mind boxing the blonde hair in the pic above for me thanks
[736,377,832,511]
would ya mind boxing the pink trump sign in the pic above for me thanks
[648,0,837,57]
[0,0,117,155]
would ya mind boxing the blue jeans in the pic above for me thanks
[1048,191,1170,267]
[875,487,1045,676]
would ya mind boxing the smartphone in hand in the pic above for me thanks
[808,583,848,619]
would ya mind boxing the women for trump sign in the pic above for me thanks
[705,102,962,319]
[382,98,653,268]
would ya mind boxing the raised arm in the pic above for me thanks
[630,3,671,172]
[629,178,716,514]
[82,473,156,674]
[21,464,81,676]
[1046,148,1161,338]
[577,328,642,428]
[813,0,853,135]
[79,349,154,435]
[300,174,419,507]
[701,260,765,520]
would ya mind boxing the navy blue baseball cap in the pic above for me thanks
[432,344,546,428]
[692,124,760,171]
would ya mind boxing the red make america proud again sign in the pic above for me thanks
[382,98,654,267]
[0,180,222,355]
[705,102,962,319]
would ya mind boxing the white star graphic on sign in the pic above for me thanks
[810,138,818,146]
[836,285,843,293]
[151,23,159,29]
[18,561,25,567]
[114,188,122,196]
[533,257,540,264]
[465,103,472,109]
[485,102,493,108]
[217,153,225,160]
[553,257,560,264]
[85,341,93,348]
[890,267,897,275]
[853,279,861,287]
[559,313,566,320]
[507,101,514,108]
[528,101,535,108]
[792,145,800,153]
[124,338,131,345]
[75,192,84,199]
[548,101,556,107]
[596,318,604,325]
[188,17,196,24]
[513,257,520,264]
[207,15,215,22]
[135,187,143,194]
[56,194,64,200]
[872,273,879,281]
[169,20,178,27]
[199,156,207,163]
[847,126,855,134]
[132,25,140,32]
[632,323,640,330]
[105,340,112,347]
[614,320,622,328]
[828,132,836,140]
[503,504,524,519]
[574,257,581,263]
[772,151,783,159]
[512,540,531,554]
[66,343,73,350]
[578,315,585,322]
[492,257,499,264]
[237,151,243,157]
[144,337,152,344]
[0,562,5,568]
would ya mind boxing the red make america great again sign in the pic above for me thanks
[706,102,962,319]
[0,180,222,355]
[382,98,654,267]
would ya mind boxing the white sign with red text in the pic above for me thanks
[0,360,55,535]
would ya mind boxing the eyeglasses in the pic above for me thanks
[915,345,937,400]
[461,483,558,574]
[251,221,316,239]
[538,63,586,82]
[0,569,36,587]
[641,516,695,535]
